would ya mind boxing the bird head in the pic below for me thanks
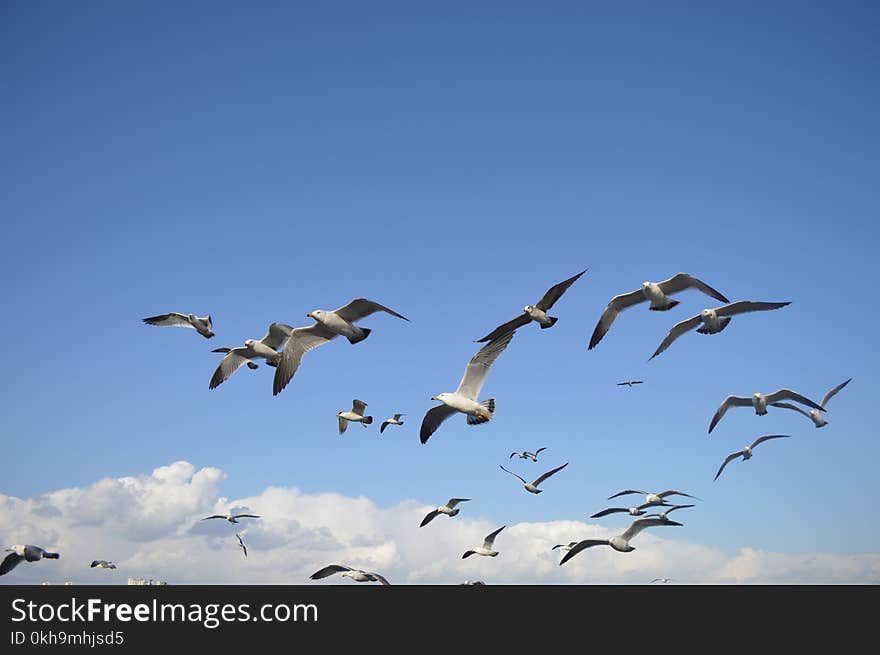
[307,310,323,320]
[524,305,534,313]
[700,309,713,319]
[244,339,256,347]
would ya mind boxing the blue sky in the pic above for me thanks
[1,2,878,583]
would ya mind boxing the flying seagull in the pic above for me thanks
[771,378,852,428]
[209,323,293,389]
[499,462,569,494]
[475,269,587,342]
[509,447,547,462]
[462,526,506,559]
[588,273,730,350]
[617,380,644,387]
[642,504,695,522]
[607,489,701,506]
[590,501,672,519]
[552,542,579,552]
[235,533,248,558]
[650,578,674,584]
[272,298,409,396]
[1,545,60,576]
[714,435,791,480]
[309,564,390,585]
[420,331,515,444]
[559,518,683,565]
[708,389,826,434]
[212,347,261,370]
[380,414,405,434]
[420,498,471,527]
[338,399,373,434]
[201,512,261,524]
[649,301,791,360]
[460,580,486,585]
[90,560,116,569]
[143,312,214,339]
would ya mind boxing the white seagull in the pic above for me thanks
[90,560,116,569]
[420,331,515,444]
[650,578,674,584]
[338,399,373,434]
[143,312,214,339]
[475,269,587,342]
[649,301,792,360]
[499,462,569,494]
[590,501,673,518]
[708,389,826,434]
[209,322,293,389]
[714,434,791,480]
[641,504,695,521]
[559,518,683,565]
[771,378,852,428]
[617,380,644,387]
[462,526,506,559]
[607,489,701,506]
[235,533,248,558]
[201,512,261,524]
[460,580,486,585]
[588,273,730,349]
[509,447,547,462]
[380,414,405,434]
[420,498,471,527]
[309,564,390,585]
[1,545,60,576]
[272,298,409,396]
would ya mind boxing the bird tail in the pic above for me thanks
[540,316,559,329]
[467,398,495,425]
[697,317,731,334]
[649,299,680,311]
[362,416,373,425]
[43,552,60,559]
[347,328,371,345]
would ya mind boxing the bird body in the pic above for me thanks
[714,435,791,480]
[338,400,372,434]
[499,462,569,494]
[201,512,260,524]
[462,526,505,559]
[559,518,682,565]
[380,414,405,434]
[709,389,826,433]
[90,560,116,569]
[420,498,470,527]
[143,313,214,339]
[509,447,547,462]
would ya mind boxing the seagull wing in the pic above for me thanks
[533,462,569,487]
[482,525,506,549]
[332,298,409,323]
[369,573,391,585]
[420,510,441,527]
[309,564,353,580]
[419,405,459,444]
[534,447,547,456]
[709,395,753,433]
[607,489,648,500]
[499,465,528,485]
[821,378,853,407]
[209,348,252,390]
[750,434,791,449]
[588,289,647,350]
[764,389,825,411]
[447,498,470,509]
[590,507,628,518]
[657,490,702,501]
[455,331,515,400]
[656,273,730,304]
[620,518,682,542]
[143,313,193,329]
[649,314,703,360]
[714,301,791,317]
[535,269,588,311]
[663,504,695,514]
[201,515,227,521]
[272,324,338,396]
[232,514,260,520]
[351,399,368,416]
[769,402,812,419]
[0,552,24,576]
[475,314,532,343]
[260,322,295,350]
[559,540,607,565]
[714,452,744,480]
[338,416,349,434]
[380,421,391,434]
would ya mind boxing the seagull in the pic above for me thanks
[211,347,261,370]
[235,533,248,558]
[552,542,579,552]
[475,269,587,342]
[460,580,486,585]
[338,399,373,434]
[649,301,792,360]
[90,560,116,569]
[462,526,506,559]
[499,462,569,494]
[420,498,471,527]
[771,378,852,428]
[708,389,826,434]
[642,504,695,521]
[309,564,390,585]
[420,331,515,444]
[509,447,547,462]
[650,578,674,584]
[559,518,683,565]
[590,501,672,518]
[272,298,409,396]
[143,312,214,339]
[617,380,644,387]
[588,273,730,350]
[209,323,294,389]
[380,414,405,434]
[607,489,701,506]
[714,435,791,480]
[1,545,60,576]
[200,512,261,524]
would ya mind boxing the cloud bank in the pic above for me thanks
[2,462,878,585]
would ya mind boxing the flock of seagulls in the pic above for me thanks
[6,267,854,585]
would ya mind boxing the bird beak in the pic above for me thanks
[431,396,438,401]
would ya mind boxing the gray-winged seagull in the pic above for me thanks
[590,501,674,518]
[709,389,826,433]
[462,526,506,559]
[714,434,791,480]
[1,545,60,576]
[143,312,214,339]
[499,462,569,494]
[771,378,852,428]
[607,489,701,505]
[559,518,683,565]
[309,564,390,585]
[90,560,116,569]
[420,498,471,527]
[380,414,405,434]
[209,323,293,389]
[338,400,373,434]
[509,447,547,462]
[201,512,261,524]
[235,533,248,558]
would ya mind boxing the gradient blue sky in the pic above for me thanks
[2,1,878,576]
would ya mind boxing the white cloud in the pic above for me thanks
[1,461,878,585]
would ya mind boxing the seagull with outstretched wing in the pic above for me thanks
[209,322,293,389]
[143,312,214,339]
[771,378,852,428]
[559,518,682,565]
[709,389,825,433]
[714,435,791,480]
[309,564,390,585]
[420,498,471,527]
[499,462,569,494]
